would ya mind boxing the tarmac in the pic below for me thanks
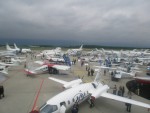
[0,51,149,113]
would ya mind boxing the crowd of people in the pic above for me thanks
[112,84,134,112]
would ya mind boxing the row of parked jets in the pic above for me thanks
[0,44,150,113]
[0,43,31,75]
[34,45,150,113]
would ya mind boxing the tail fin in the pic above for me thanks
[101,48,105,53]
[144,49,148,53]
[79,44,83,50]
[6,44,11,50]
[14,43,19,49]
[94,69,101,83]
[63,54,71,66]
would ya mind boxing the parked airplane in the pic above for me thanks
[6,44,20,53]
[37,47,62,57]
[14,43,31,53]
[24,61,70,75]
[0,50,16,57]
[134,76,150,85]
[0,56,25,67]
[39,70,150,113]
[111,70,139,79]
[67,44,83,55]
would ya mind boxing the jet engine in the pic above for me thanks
[91,85,109,99]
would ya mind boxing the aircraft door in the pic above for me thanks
[59,105,66,113]
[59,102,66,113]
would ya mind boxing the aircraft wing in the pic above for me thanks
[52,65,70,71]
[49,77,68,85]
[101,92,150,108]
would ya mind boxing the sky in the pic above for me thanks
[0,0,150,47]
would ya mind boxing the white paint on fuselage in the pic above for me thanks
[40,82,104,113]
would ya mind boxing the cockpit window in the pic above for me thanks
[40,104,58,113]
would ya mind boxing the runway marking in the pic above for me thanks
[32,79,44,111]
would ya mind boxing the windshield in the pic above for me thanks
[40,104,58,113]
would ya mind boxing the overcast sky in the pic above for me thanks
[0,0,150,47]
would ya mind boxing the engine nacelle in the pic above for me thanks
[91,85,109,99]
[63,79,82,89]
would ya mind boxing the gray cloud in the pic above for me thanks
[0,0,150,47]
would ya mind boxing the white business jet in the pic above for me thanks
[14,43,31,53]
[6,44,20,53]
[40,70,150,113]
[67,44,83,55]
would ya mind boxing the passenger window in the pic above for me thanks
[60,101,66,107]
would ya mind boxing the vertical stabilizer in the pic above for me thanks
[94,69,101,83]
[14,43,19,49]
[79,44,83,50]
[63,54,71,66]
[6,44,11,50]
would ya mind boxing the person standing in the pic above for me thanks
[125,97,132,112]
[91,69,94,76]
[117,86,122,96]
[88,69,91,76]
[71,104,79,113]
[0,85,4,99]
[88,97,94,108]
[113,85,117,95]
[122,86,125,97]
[104,69,106,75]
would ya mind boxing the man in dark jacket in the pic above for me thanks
[0,85,4,99]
